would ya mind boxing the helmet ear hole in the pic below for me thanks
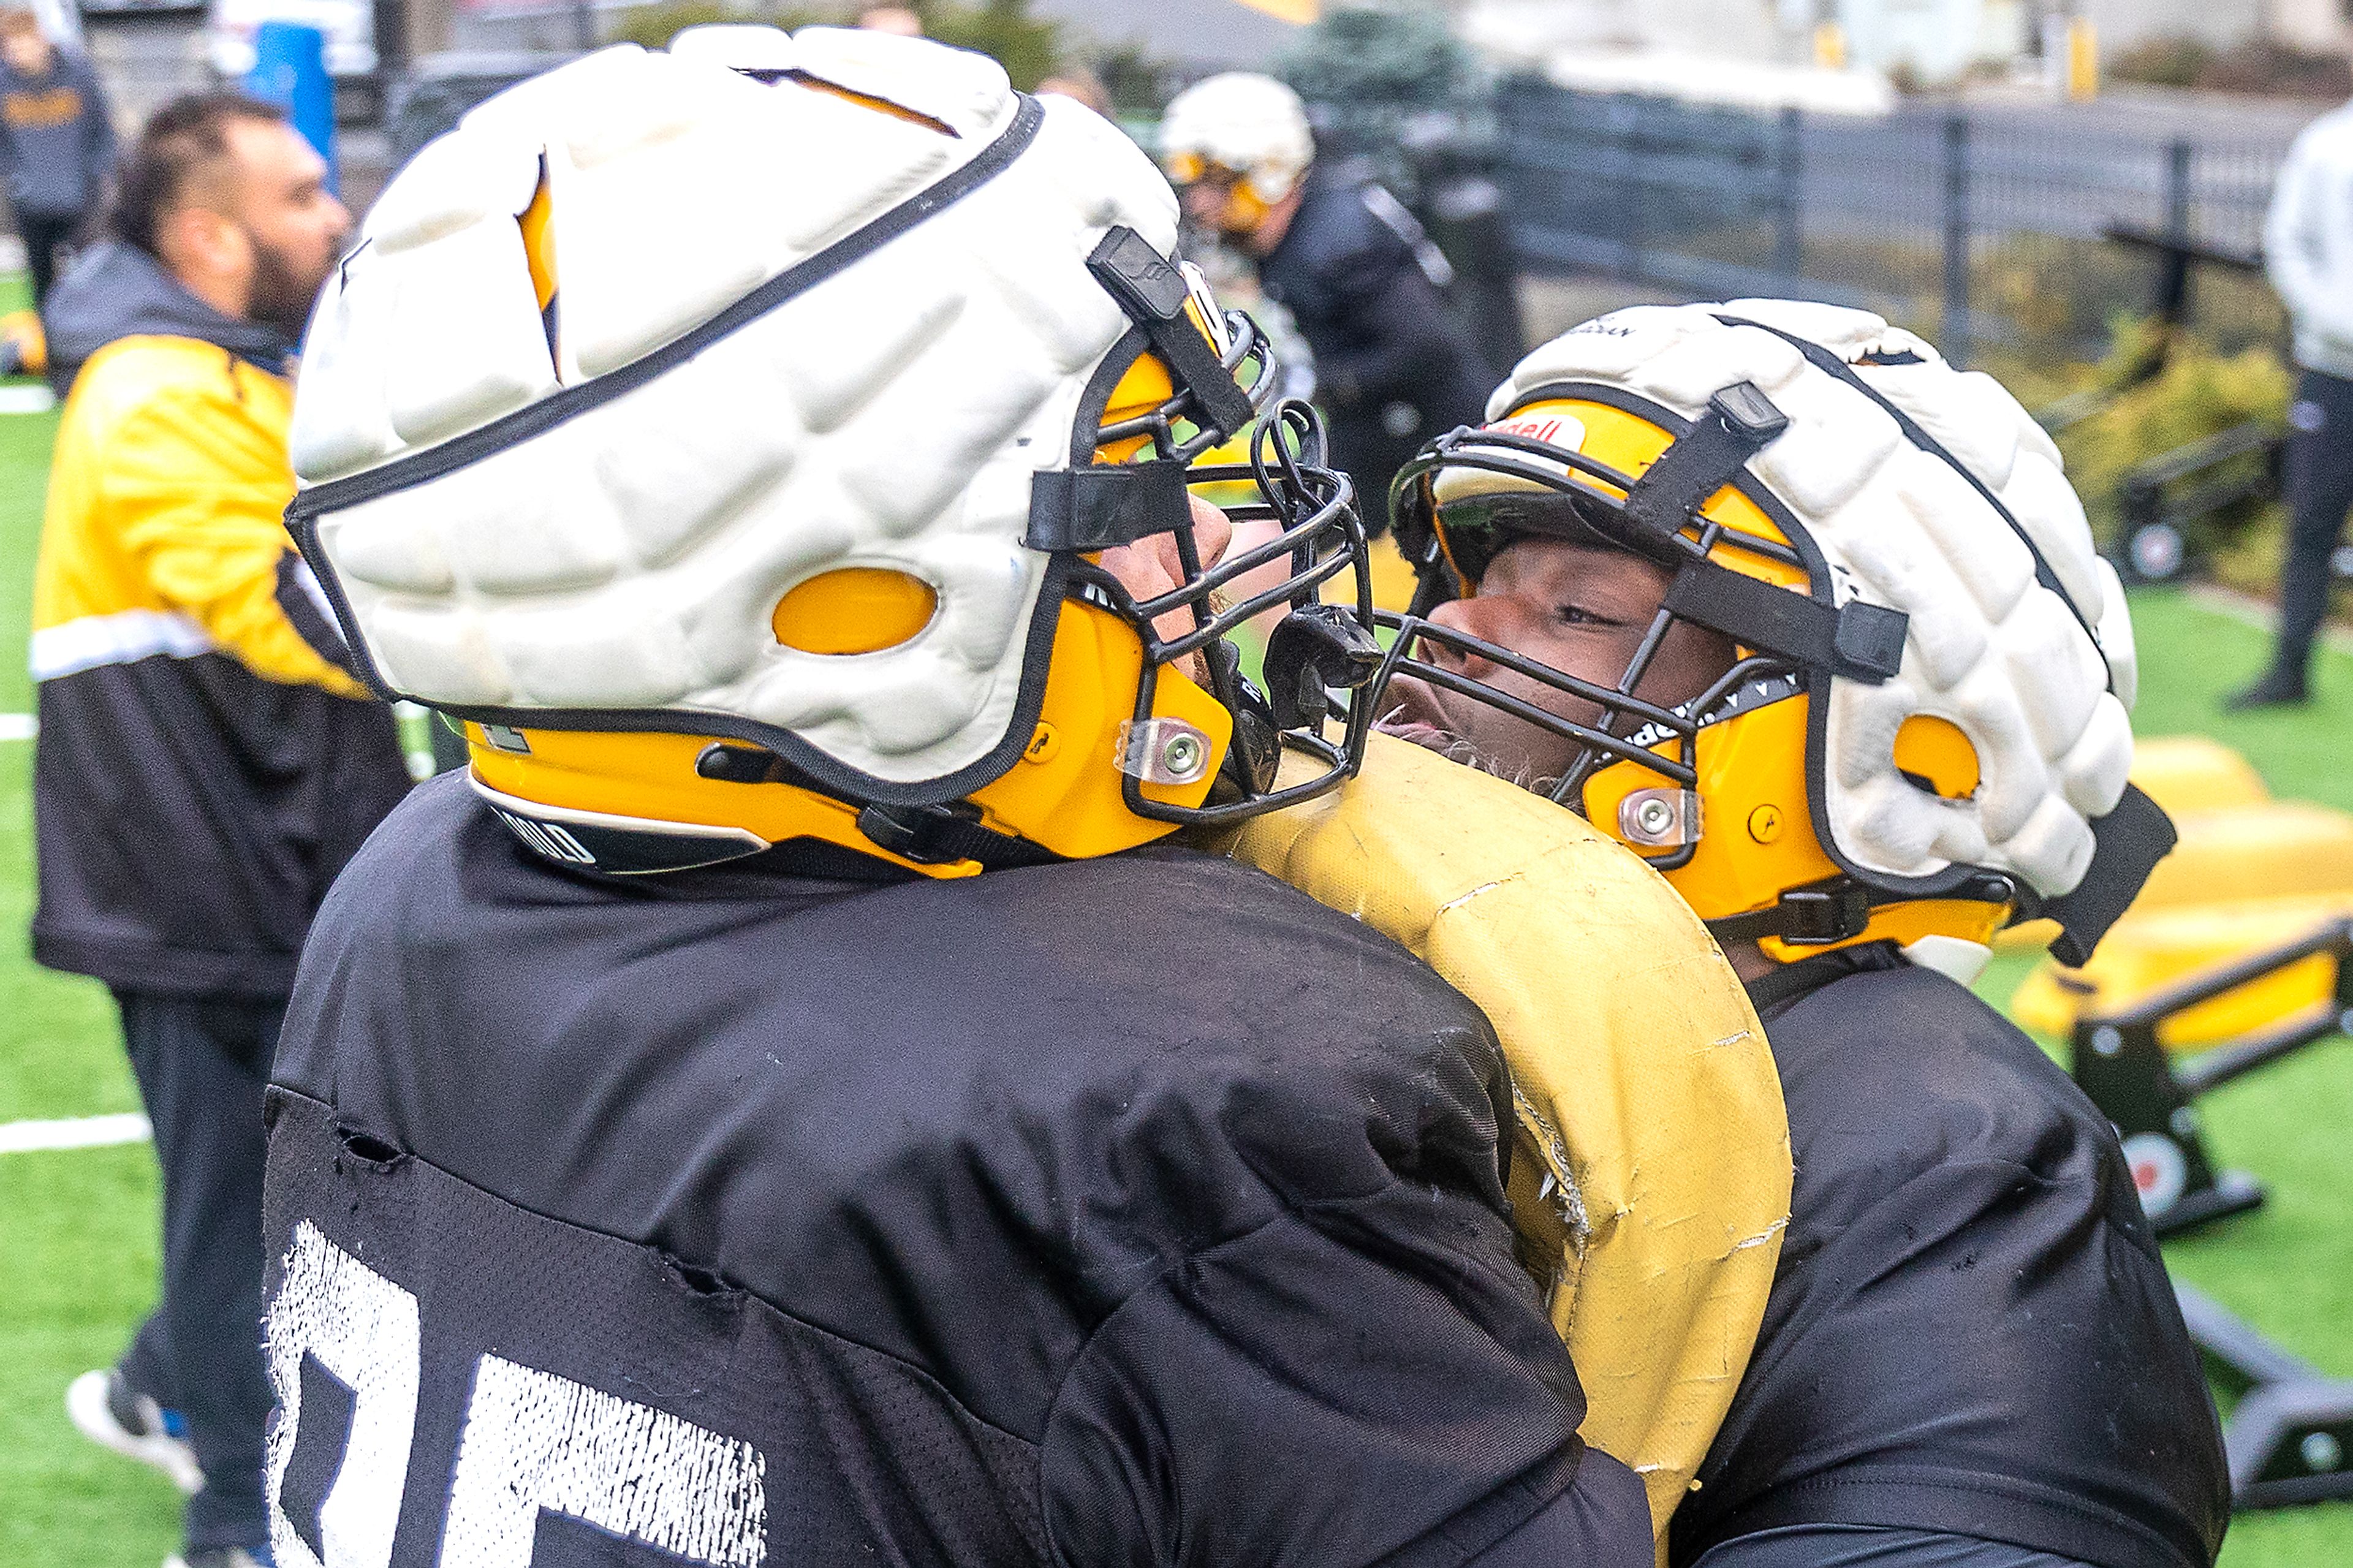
[1893,714,1980,800]
[772,569,938,655]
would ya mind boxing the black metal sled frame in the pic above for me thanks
[2070,915,2353,1509]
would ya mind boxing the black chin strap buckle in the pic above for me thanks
[857,802,1062,873]
[1710,879,1873,947]
[1773,882,1874,944]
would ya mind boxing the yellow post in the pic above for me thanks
[1813,20,1848,70]
[2066,17,2099,101]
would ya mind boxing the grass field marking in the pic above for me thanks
[1,713,30,740]
[0,1110,150,1154]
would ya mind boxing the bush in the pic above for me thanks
[1275,4,1493,199]
[2055,324,2292,564]
[920,0,1058,92]
[2110,36,2215,90]
[2110,34,2352,99]
[2199,40,2353,99]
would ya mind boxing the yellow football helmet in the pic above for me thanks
[286,35,1379,881]
[1374,302,2171,975]
[1158,73,1316,239]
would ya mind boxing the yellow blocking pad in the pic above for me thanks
[1205,731,1791,1547]
[2142,801,2353,908]
[2128,735,2272,816]
[2012,892,2353,1047]
[1998,737,2353,1043]
[1999,801,2353,953]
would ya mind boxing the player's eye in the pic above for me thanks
[1552,602,1619,629]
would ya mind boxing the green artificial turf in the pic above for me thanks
[1,405,2349,1558]
[0,390,173,1562]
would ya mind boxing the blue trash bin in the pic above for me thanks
[246,20,336,194]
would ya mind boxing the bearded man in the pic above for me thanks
[34,91,411,1568]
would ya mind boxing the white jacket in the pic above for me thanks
[2267,101,2353,379]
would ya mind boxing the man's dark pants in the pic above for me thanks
[114,989,281,1551]
[2268,367,2353,689]
[20,211,78,307]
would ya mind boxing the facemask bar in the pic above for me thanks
[1379,436,1780,825]
[1378,378,1911,816]
[1067,398,1379,826]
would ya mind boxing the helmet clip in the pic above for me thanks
[1707,880,1873,947]
[1618,787,1702,850]
[1117,718,1217,786]
[1622,381,1788,545]
[1088,227,1257,435]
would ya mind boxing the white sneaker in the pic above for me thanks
[65,1368,202,1494]
[162,1551,270,1568]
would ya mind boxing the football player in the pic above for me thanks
[253,34,1656,1567]
[1158,71,1494,536]
[1373,302,2230,1568]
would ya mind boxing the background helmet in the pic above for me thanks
[289,32,1376,879]
[1158,72,1316,231]
[1379,300,2172,976]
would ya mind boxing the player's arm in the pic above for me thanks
[1040,1032,1652,1568]
[105,382,372,698]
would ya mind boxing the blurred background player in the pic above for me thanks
[856,3,923,36]
[2234,94,2353,710]
[35,91,408,1568]
[254,34,1654,1566]
[0,6,115,308]
[1159,70,1493,540]
[1376,302,2229,1568]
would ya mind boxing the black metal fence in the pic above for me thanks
[1495,79,2289,365]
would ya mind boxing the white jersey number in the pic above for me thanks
[263,1222,768,1567]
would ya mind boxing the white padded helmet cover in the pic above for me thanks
[1158,72,1316,203]
[1489,300,2139,901]
[289,32,1180,791]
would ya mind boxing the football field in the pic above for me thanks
[1,404,2352,1562]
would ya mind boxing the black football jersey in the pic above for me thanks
[1669,947,2230,1568]
[260,773,1650,1567]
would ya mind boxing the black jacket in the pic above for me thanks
[1259,172,1496,528]
[260,776,1654,1566]
[1671,948,2230,1568]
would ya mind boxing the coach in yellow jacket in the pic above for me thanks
[31,93,407,1568]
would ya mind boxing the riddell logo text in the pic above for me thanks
[1496,413,1586,450]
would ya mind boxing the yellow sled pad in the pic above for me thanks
[1209,730,1791,1545]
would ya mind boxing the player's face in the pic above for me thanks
[224,118,350,338]
[1098,493,1234,649]
[1381,536,1735,792]
[1177,170,1254,240]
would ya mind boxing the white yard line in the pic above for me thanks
[0,713,31,741]
[0,1111,151,1154]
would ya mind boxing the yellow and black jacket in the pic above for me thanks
[30,242,411,998]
